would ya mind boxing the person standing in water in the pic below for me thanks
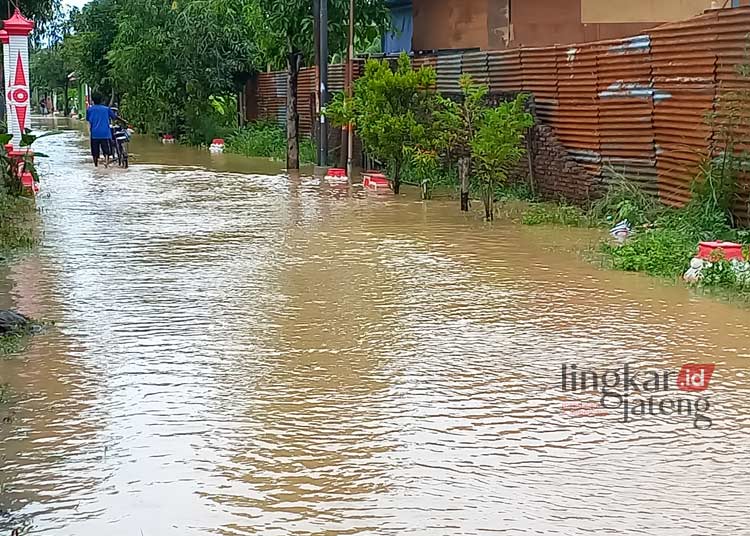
[85,92,117,167]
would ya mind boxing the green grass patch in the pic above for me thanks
[0,192,34,252]
[601,227,697,278]
[522,203,590,227]
[0,326,34,356]
[225,121,316,164]
[516,159,750,301]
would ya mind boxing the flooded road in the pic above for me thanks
[1,119,749,535]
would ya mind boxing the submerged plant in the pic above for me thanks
[522,203,588,227]
[226,121,315,163]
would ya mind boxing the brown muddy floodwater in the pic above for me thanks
[1,118,749,536]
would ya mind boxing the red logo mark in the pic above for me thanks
[677,364,715,392]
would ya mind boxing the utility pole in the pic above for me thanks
[318,0,329,167]
[346,0,354,179]
[313,0,320,160]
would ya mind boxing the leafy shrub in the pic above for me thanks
[328,53,437,194]
[226,121,315,163]
[590,171,662,226]
[701,259,739,288]
[603,229,697,278]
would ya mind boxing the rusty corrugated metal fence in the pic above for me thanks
[251,7,750,209]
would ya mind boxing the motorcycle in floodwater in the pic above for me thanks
[110,125,133,168]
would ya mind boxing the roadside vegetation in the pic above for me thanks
[0,325,35,356]
[31,0,387,159]
[520,52,750,299]
[225,121,316,164]
[328,55,534,219]
[1,128,47,354]
[0,130,44,253]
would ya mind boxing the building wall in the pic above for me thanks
[581,0,714,23]
[412,0,488,51]
[508,0,656,47]
[413,0,721,50]
[487,0,511,50]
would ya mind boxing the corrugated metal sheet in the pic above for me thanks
[257,72,286,128]
[461,51,488,86]
[329,63,346,92]
[519,47,559,124]
[651,16,717,206]
[298,67,316,137]
[597,35,657,194]
[556,43,600,175]
[248,8,750,221]
[487,49,522,93]
[436,53,462,94]
[711,7,750,222]
[712,8,750,89]
[413,55,437,70]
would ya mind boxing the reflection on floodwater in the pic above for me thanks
[0,118,749,535]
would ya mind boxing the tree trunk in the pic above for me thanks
[392,160,401,194]
[63,81,70,116]
[286,50,302,170]
[459,156,471,212]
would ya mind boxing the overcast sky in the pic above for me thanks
[63,0,90,8]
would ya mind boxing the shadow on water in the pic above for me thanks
[0,117,748,535]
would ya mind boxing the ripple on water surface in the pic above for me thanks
[0,121,749,535]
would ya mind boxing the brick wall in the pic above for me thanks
[525,123,601,204]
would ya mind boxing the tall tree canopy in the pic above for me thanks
[1,0,61,36]
[243,0,388,167]
[31,0,389,148]
[107,0,257,141]
[62,0,119,99]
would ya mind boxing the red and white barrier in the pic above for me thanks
[362,171,391,193]
[209,138,225,153]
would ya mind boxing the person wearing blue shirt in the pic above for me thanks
[85,93,117,167]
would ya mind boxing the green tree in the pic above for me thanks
[31,45,73,114]
[242,0,387,169]
[63,0,120,100]
[106,0,179,132]
[330,53,436,194]
[1,0,61,35]
[430,76,532,218]
[59,0,256,141]
[431,76,490,212]
[471,94,533,220]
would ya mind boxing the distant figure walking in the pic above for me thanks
[86,92,117,167]
[39,97,47,116]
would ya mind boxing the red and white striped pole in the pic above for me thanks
[2,9,34,149]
